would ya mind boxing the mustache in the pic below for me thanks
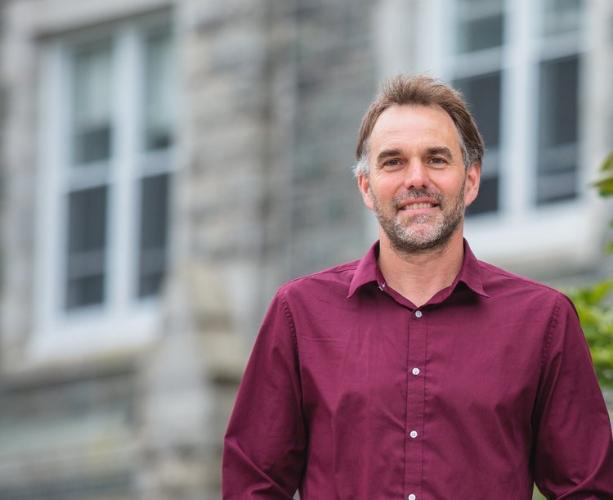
[393,189,443,209]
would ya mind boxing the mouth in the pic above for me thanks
[398,200,440,212]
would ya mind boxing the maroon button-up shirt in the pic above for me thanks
[223,241,613,499]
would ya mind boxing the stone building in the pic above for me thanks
[0,0,611,498]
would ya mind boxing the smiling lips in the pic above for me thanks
[398,200,439,211]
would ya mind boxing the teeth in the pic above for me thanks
[404,203,434,209]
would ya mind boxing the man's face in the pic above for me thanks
[357,104,480,253]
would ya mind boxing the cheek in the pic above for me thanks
[376,176,405,197]
[432,174,465,197]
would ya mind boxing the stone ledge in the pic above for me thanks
[199,332,248,385]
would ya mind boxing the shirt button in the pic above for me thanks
[408,495,416,500]
[378,282,386,291]
[409,430,418,439]
[412,367,420,376]
[415,310,423,318]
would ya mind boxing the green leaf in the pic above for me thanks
[593,152,613,196]
[589,280,613,302]
[593,176,613,197]
[600,152,613,172]
[568,280,613,306]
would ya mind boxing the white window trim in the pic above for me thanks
[370,0,600,272]
[32,16,175,364]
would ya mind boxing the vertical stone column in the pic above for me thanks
[136,1,299,497]
[138,262,236,500]
[177,0,291,338]
[0,0,39,370]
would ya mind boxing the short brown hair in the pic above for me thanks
[354,75,485,175]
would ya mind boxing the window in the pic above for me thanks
[35,16,176,356]
[445,0,585,214]
[375,0,596,267]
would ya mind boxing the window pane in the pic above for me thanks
[537,56,580,205]
[467,174,499,216]
[454,72,501,148]
[454,72,501,215]
[66,187,108,309]
[71,42,113,165]
[143,30,174,151]
[66,274,105,310]
[137,174,169,297]
[538,56,579,147]
[543,0,584,36]
[457,15,504,53]
[456,0,504,53]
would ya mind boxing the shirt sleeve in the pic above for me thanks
[222,289,306,499]
[532,294,613,499]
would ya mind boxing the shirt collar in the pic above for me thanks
[347,239,489,299]
[454,239,490,298]
[347,241,381,298]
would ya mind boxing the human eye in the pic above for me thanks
[428,156,449,168]
[381,158,403,169]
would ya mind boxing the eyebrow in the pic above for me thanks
[427,147,453,160]
[375,148,403,164]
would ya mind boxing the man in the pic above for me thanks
[223,75,613,499]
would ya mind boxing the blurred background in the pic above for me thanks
[0,0,611,498]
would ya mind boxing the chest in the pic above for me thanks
[296,302,545,424]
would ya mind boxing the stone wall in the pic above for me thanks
[290,0,375,277]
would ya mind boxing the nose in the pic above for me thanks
[402,158,429,189]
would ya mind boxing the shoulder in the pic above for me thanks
[275,259,361,306]
[477,259,575,313]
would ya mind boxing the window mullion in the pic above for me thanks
[37,41,68,331]
[111,26,141,315]
[504,0,535,216]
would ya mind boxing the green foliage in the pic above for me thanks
[593,152,613,199]
[567,153,613,388]
[567,281,613,387]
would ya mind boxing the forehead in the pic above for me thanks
[369,104,462,153]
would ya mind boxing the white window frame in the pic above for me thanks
[33,14,176,363]
[374,0,600,269]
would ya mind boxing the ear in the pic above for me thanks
[464,162,481,207]
[357,173,374,211]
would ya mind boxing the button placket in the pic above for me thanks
[405,305,427,498]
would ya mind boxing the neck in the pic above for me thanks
[377,229,465,307]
